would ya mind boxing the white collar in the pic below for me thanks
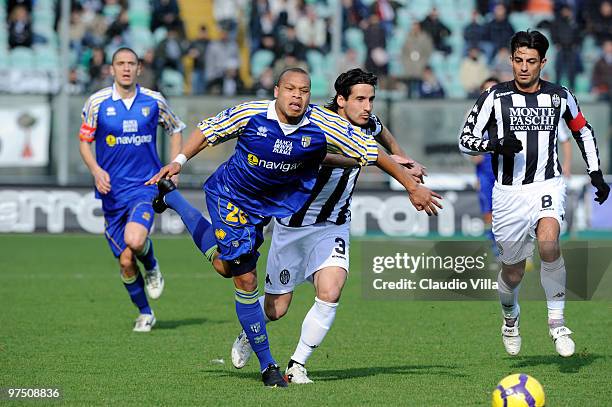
[112,84,138,110]
[267,100,310,135]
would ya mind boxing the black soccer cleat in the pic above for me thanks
[152,178,176,214]
[261,364,288,388]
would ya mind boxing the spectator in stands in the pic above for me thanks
[589,1,612,45]
[89,47,106,82]
[89,62,113,92]
[8,0,31,14]
[68,4,87,56]
[269,0,300,27]
[420,7,452,55]
[550,5,582,90]
[8,5,32,49]
[214,0,241,39]
[106,7,129,44]
[254,66,275,97]
[295,5,327,53]
[401,21,433,98]
[249,0,272,52]
[67,67,85,95]
[419,66,445,98]
[484,3,514,61]
[221,67,244,96]
[139,49,157,91]
[490,46,513,82]
[338,48,362,73]
[364,14,388,85]
[592,40,612,101]
[154,27,188,75]
[342,0,369,30]
[460,47,491,97]
[82,6,109,48]
[464,10,487,55]
[277,25,306,61]
[272,53,308,80]
[205,29,240,94]
[188,25,209,95]
[257,9,281,47]
[151,0,184,37]
[372,0,398,37]
[102,0,125,25]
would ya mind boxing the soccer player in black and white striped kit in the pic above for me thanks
[459,31,609,357]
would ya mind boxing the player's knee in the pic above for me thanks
[538,242,560,263]
[124,233,146,253]
[233,270,258,292]
[266,303,289,321]
[316,287,342,303]
[212,258,233,278]
[502,267,523,287]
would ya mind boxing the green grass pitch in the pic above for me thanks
[0,234,610,406]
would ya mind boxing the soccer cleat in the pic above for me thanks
[133,312,156,332]
[501,315,521,356]
[285,362,313,384]
[152,178,176,214]
[144,264,164,300]
[550,326,575,357]
[231,330,253,369]
[261,364,288,388]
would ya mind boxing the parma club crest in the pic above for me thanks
[301,136,311,148]
[141,106,150,117]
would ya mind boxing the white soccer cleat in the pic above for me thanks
[231,330,253,369]
[285,363,313,384]
[144,264,164,300]
[501,316,521,356]
[133,312,156,332]
[550,326,575,357]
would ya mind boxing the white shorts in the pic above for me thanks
[265,219,350,295]
[492,177,566,265]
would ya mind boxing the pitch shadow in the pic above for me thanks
[155,317,228,330]
[201,364,465,382]
[508,352,602,373]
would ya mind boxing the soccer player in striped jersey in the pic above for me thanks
[467,76,572,265]
[459,31,609,357]
[230,68,429,383]
[147,68,440,387]
[78,47,185,332]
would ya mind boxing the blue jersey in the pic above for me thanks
[80,85,185,211]
[476,154,496,185]
[198,100,378,219]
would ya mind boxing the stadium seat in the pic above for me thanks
[310,73,329,98]
[160,69,184,96]
[153,27,168,45]
[306,50,325,74]
[250,49,274,79]
[34,46,60,72]
[9,47,34,69]
[130,28,154,56]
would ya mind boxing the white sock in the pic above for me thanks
[291,297,338,366]
[258,295,270,323]
[540,256,566,325]
[498,271,520,319]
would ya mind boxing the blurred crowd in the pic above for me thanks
[3,0,612,100]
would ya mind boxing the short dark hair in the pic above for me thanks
[111,47,139,64]
[276,67,310,86]
[510,30,549,60]
[325,68,378,112]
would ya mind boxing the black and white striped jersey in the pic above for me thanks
[459,80,601,186]
[277,113,383,227]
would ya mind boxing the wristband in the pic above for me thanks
[172,154,187,166]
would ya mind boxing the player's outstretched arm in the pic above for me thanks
[376,148,443,216]
[145,129,208,185]
[322,153,360,168]
[79,140,111,194]
[168,130,183,185]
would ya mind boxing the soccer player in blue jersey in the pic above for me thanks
[146,68,441,386]
[79,47,185,332]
